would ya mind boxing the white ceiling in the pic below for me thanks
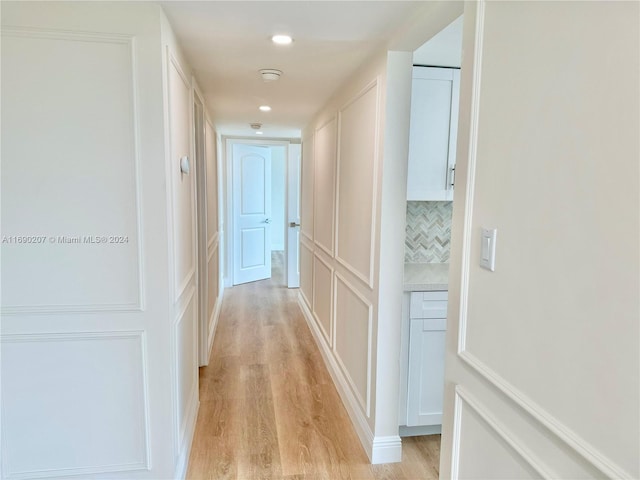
[413,15,463,68]
[160,1,426,138]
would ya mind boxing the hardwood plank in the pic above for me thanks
[187,252,440,479]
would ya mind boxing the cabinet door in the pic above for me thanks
[407,67,460,201]
[406,317,446,426]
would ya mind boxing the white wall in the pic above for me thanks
[297,0,464,464]
[0,2,177,478]
[441,1,639,478]
[271,146,286,251]
[1,4,220,478]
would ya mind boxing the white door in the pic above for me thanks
[232,144,272,285]
[287,143,302,288]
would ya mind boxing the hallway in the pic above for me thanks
[187,253,440,479]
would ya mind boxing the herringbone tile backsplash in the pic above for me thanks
[405,201,453,263]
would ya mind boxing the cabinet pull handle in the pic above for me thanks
[449,166,456,188]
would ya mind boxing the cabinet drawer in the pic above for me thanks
[409,291,448,319]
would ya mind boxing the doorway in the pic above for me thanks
[226,138,300,288]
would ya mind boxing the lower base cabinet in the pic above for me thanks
[400,291,447,432]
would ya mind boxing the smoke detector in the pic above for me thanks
[259,69,282,82]
[250,123,262,130]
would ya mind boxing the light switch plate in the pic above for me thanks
[480,228,497,271]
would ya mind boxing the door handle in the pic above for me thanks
[289,222,301,228]
[263,218,271,224]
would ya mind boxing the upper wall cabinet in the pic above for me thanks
[406,66,460,201]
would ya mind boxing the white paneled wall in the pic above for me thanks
[313,118,337,257]
[1,4,222,479]
[298,50,415,464]
[205,119,223,357]
[441,2,639,478]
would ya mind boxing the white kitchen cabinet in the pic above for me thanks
[406,66,460,201]
[401,291,447,431]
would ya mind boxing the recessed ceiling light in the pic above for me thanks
[272,34,293,45]
[259,105,271,112]
[256,131,264,135]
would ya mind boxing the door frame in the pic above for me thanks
[224,137,291,287]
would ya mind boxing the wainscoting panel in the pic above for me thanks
[174,289,198,451]
[335,80,379,287]
[334,272,372,417]
[313,117,337,257]
[1,29,142,313]
[312,252,334,347]
[300,240,314,308]
[167,50,196,303]
[453,388,542,480]
[1,332,149,478]
[300,132,315,242]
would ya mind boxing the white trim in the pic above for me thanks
[332,271,373,418]
[456,0,485,356]
[450,385,463,480]
[459,352,634,479]
[299,241,314,309]
[311,251,334,348]
[453,386,551,479]
[173,394,199,480]
[207,235,219,262]
[370,436,402,464]
[166,47,196,304]
[313,116,337,258]
[192,79,209,367]
[297,293,375,461]
[334,78,380,289]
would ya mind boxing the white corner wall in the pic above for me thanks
[441,1,639,478]
[1,3,220,478]
[298,48,417,464]
[0,2,178,478]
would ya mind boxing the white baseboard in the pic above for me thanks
[298,293,401,464]
[371,436,402,464]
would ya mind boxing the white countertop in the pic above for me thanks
[404,263,449,291]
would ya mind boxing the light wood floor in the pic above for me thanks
[187,251,441,479]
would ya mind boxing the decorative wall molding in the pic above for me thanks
[299,241,314,309]
[452,4,632,478]
[166,46,196,304]
[452,385,551,479]
[334,78,381,289]
[174,388,199,480]
[312,251,334,348]
[455,0,485,356]
[297,293,376,462]
[459,351,633,479]
[207,231,219,253]
[207,237,219,263]
[1,27,144,315]
[0,26,132,44]
[333,272,373,418]
[170,284,196,456]
[313,116,337,258]
[1,331,151,478]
